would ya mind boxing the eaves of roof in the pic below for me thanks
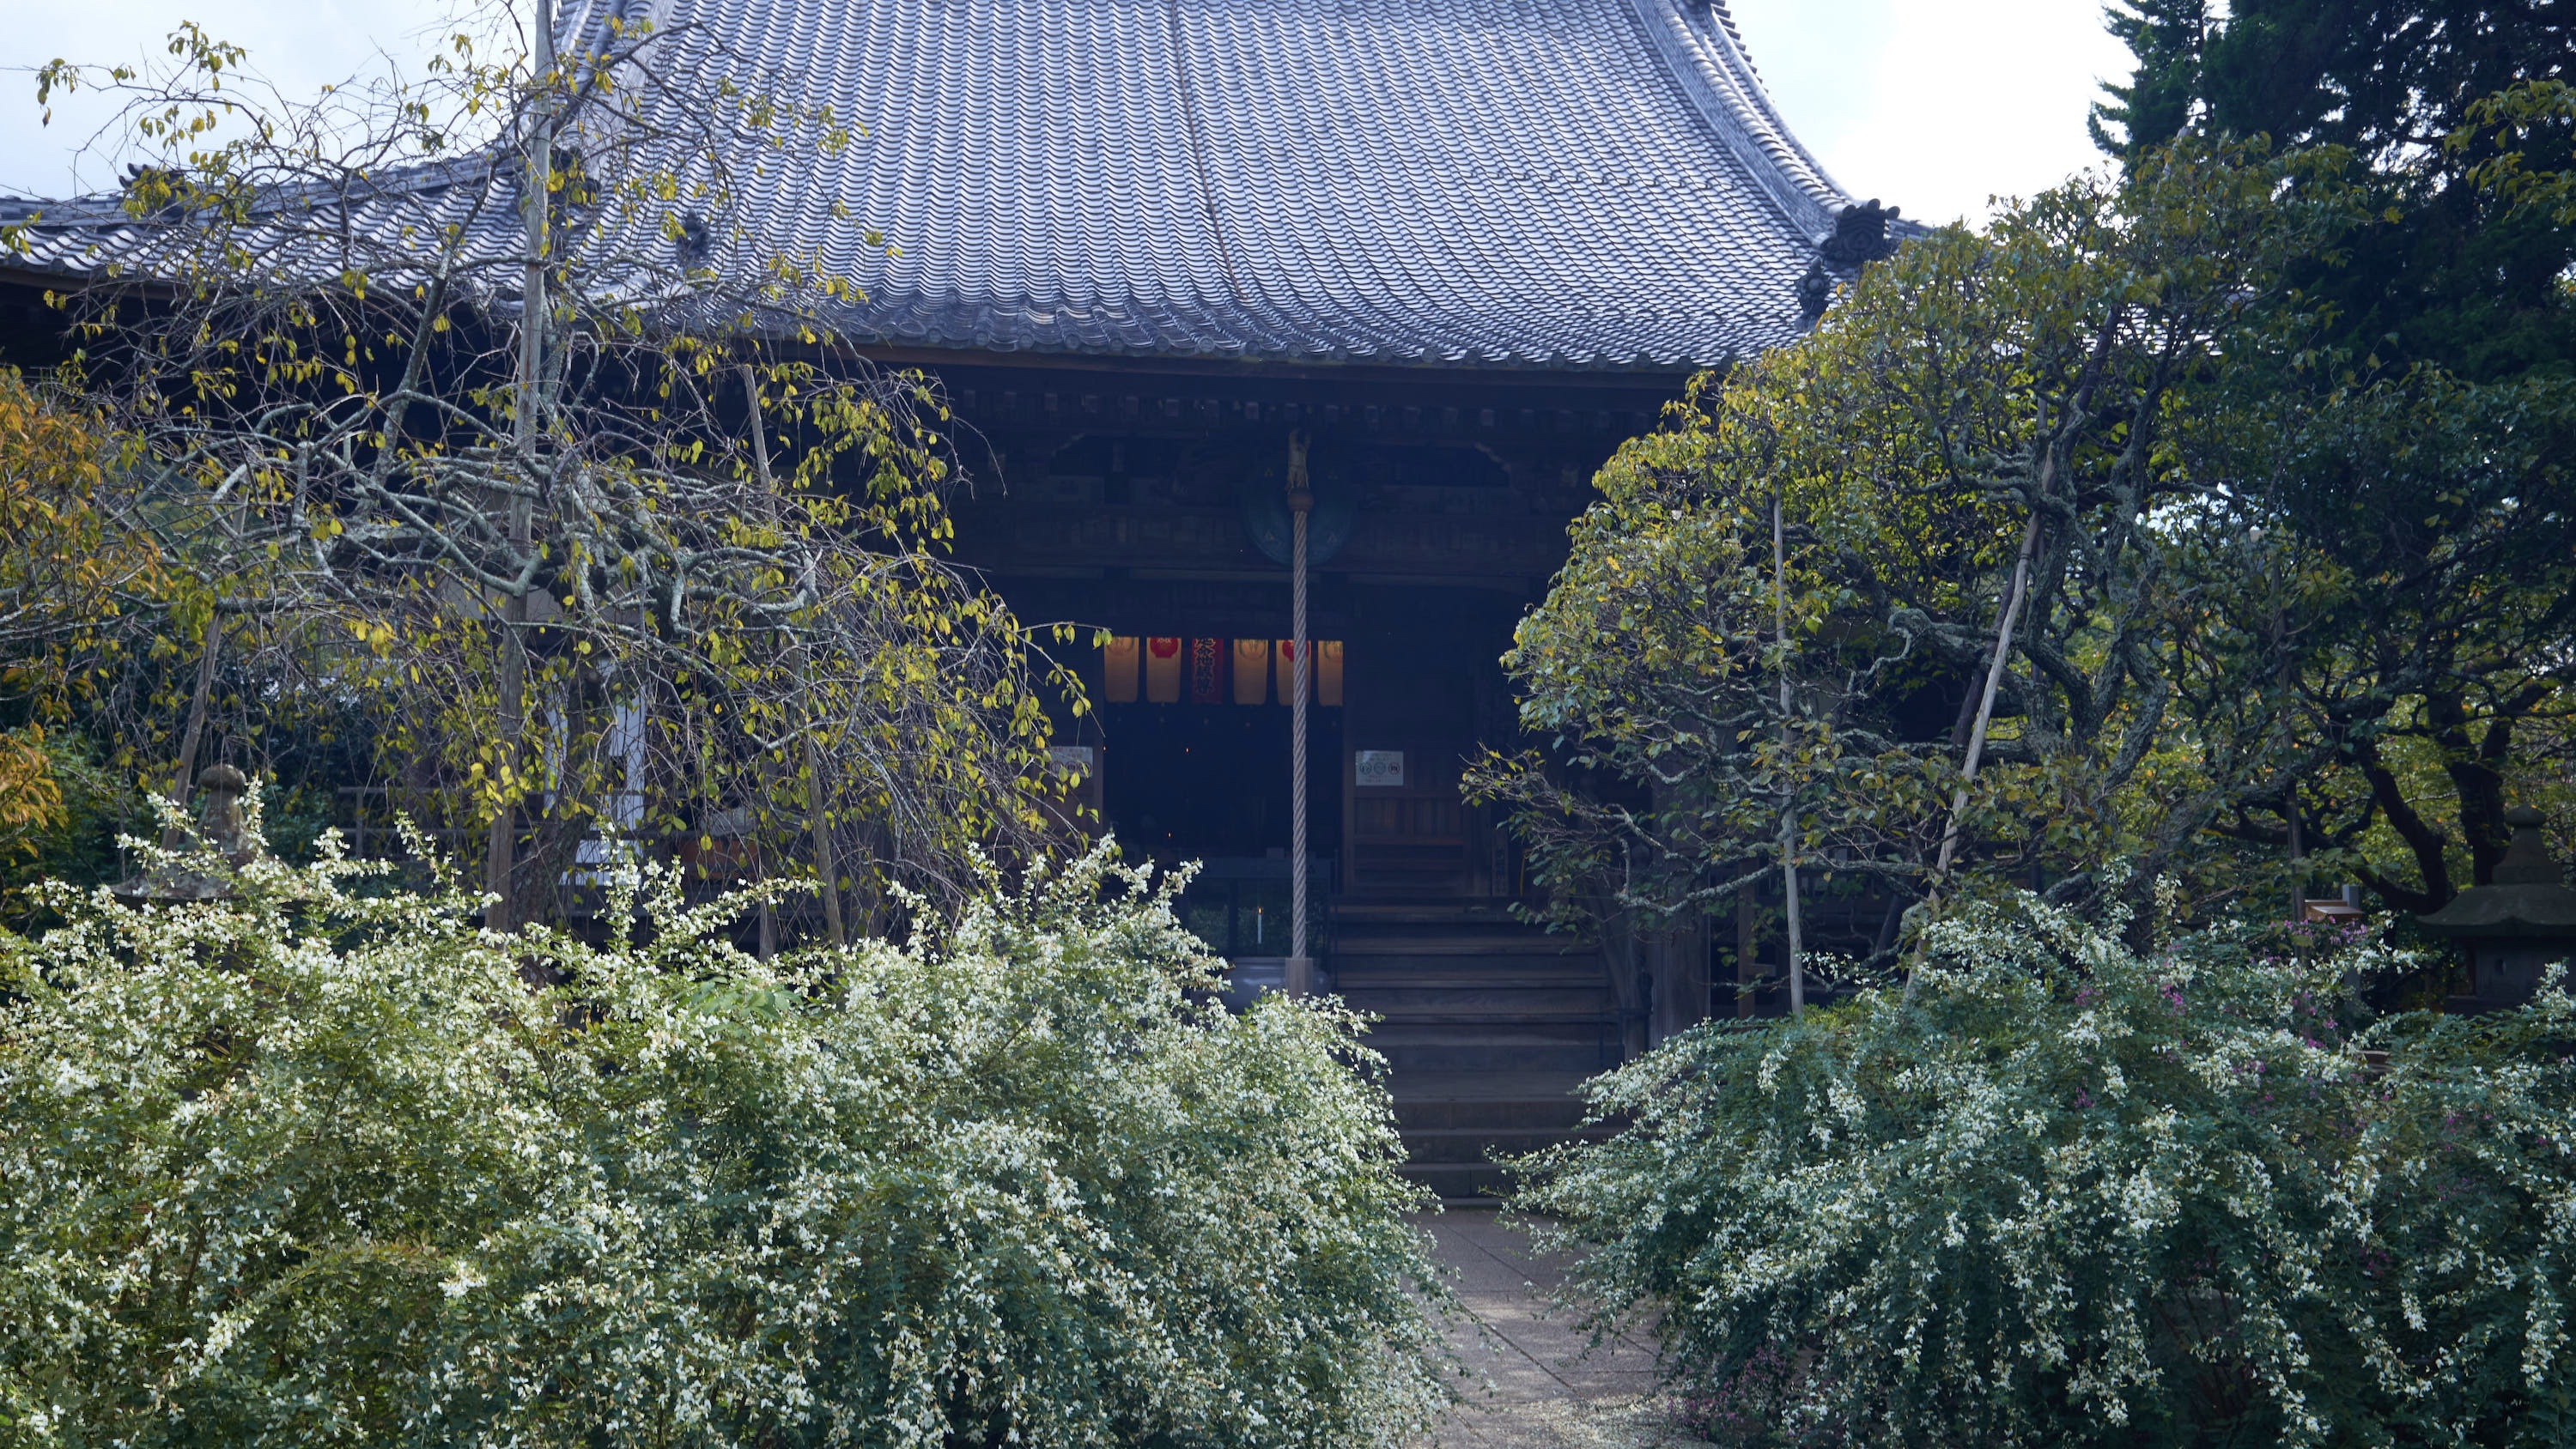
[7,0,1869,374]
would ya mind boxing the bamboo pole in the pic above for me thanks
[1773,494,1804,1018]
[1905,507,2044,1003]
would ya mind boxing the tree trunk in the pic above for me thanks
[1772,494,1804,1017]
[740,363,847,948]
[489,1,556,934]
[806,737,847,947]
[165,609,223,816]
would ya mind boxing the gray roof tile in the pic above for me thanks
[7,0,1860,370]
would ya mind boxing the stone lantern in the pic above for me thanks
[2418,806,2576,1010]
[112,763,264,904]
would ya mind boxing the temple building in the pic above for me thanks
[2,0,1895,1199]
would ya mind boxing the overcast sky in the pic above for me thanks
[3,0,2131,225]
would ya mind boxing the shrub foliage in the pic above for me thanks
[0,834,1446,1447]
[1517,894,2576,1446]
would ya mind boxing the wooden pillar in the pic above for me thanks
[1735,883,1759,1018]
[1601,912,1649,1060]
[1649,912,1711,1042]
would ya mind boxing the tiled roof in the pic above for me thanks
[7,0,1868,371]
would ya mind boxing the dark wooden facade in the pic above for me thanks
[902,352,1682,912]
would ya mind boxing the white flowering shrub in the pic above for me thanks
[0,837,1446,1447]
[1517,894,2576,1448]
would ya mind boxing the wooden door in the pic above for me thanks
[1345,741,1475,894]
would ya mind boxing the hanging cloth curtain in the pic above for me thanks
[1103,636,1140,704]
[1145,636,1184,703]
[1273,640,1303,706]
[1232,639,1270,705]
[1191,639,1223,704]
[1315,640,1345,707]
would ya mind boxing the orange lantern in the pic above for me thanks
[1102,636,1140,704]
[1232,639,1270,705]
[1316,639,1344,707]
[1144,636,1183,703]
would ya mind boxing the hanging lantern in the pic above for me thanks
[1102,636,1140,704]
[1316,640,1345,707]
[1145,636,1183,703]
[1273,639,1303,705]
[1232,639,1270,705]
[1190,638,1223,704]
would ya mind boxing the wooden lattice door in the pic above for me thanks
[1345,741,1476,895]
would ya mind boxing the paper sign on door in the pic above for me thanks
[1354,750,1405,788]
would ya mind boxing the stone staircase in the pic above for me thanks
[1328,900,1622,1203]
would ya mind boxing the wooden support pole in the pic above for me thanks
[1772,494,1804,1018]
[1286,429,1314,997]
[1736,882,1759,1019]
[1907,506,2044,1002]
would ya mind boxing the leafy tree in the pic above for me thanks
[2087,5,2576,930]
[2091,0,2573,379]
[2156,73,2576,922]
[1472,143,2364,968]
[0,830,1450,1446]
[2088,0,2206,161]
[2199,359,2576,919]
[9,4,1081,931]
[0,368,159,847]
[1480,127,2573,981]
[1518,892,2576,1447]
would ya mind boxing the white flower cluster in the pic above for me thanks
[1519,888,2576,1447]
[0,833,1449,1446]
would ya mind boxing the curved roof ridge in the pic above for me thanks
[1625,0,1850,243]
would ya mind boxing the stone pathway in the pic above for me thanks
[1420,1210,1694,1449]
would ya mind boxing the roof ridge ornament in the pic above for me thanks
[1818,198,1902,267]
[1796,259,1833,323]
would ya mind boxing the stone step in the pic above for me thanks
[1397,1125,1613,1162]
[1394,1096,1592,1132]
[1374,1020,1619,1040]
[1340,983,1597,1003]
[1375,1037,1620,1076]
[1337,966,1595,987]
[1334,954,1595,977]
[1399,1161,1532,1204]
[1332,900,1528,925]
[1364,1013,1617,1032]
[1331,934,1587,956]
[1340,986,1613,1019]
[1336,908,1618,1201]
